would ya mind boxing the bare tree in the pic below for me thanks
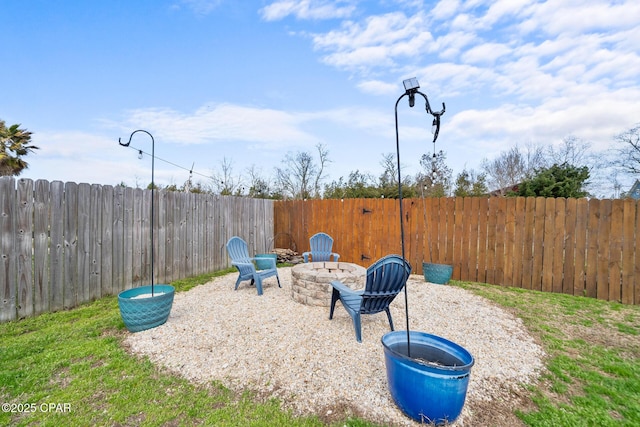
[379,152,398,188]
[313,143,330,197]
[211,157,243,195]
[547,135,591,166]
[481,144,546,194]
[548,135,614,197]
[417,150,453,197]
[274,143,330,199]
[246,164,272,198]
[612,123,640,176]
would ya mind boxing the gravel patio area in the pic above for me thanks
[124,267,545,426]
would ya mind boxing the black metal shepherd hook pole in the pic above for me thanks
[119,130,156,296]
[394,78,445,357]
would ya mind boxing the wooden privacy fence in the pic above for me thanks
[274,197,639,305]
[0,177,274,322]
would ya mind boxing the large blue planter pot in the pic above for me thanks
[118,284,175,333]
[382,331,474,425]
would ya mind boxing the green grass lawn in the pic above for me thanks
[1,270,638,426]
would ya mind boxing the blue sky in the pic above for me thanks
[4,0,639,196]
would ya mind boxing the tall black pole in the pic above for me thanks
[394,94,412,357]
[119,130,155,296]
[394,81,445,358]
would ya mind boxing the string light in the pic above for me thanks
[123,144,215,181]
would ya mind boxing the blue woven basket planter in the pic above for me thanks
[255,253,277,270]
[118,284,175,333]
[422,262,453,284]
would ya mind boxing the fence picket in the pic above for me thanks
[17,179,33,318]
[573,198,588,296]
[50,181,64,311]
[552,198,565,294]
[596,200,612,301]
[609,200,624,302]
[0,178,16,322]
[622,199,635,304]
[77,183,91,303]
[33,180,50,313]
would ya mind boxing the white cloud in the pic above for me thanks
[311,11,433,71]
[520,1,640,37]
[357,79,398,95]
[460,41,512,64]
[120,104,317,149]
[260,0,356,21]
[431,0,462,21]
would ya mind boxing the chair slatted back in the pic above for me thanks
[361,255,411,315]
[226,236,251,262]
[308,232,335,262]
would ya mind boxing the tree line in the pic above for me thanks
[2,119,639,200]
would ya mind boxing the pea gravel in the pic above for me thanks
[124,267,545,426]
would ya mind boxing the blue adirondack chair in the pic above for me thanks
[302,232,340,263]
[329,255,411,342]
[226,236,281,296]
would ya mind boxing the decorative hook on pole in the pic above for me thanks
[119,129,156,295]
[395,78,446,357]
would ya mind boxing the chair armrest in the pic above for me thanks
[332,253,340,262]
[330,280,363,296]
[232,261,255,271]
[302,252,310,263]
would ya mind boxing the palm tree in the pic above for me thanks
[0,120,39,176]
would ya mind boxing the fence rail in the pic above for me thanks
[274,197,639,305]
[0,177,274,322]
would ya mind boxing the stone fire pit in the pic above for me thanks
[291,262,366,307]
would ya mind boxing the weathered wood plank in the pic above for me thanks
[100,185,114,296]
[0,177,16,322]
[121,186,133,290]
[112,186,125,293]
[89,184,102,299]
[33,180,50,314]
[49,181,65,311]
[77,183,91,303]
[132,188,143,288]
[17,179,33,318]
